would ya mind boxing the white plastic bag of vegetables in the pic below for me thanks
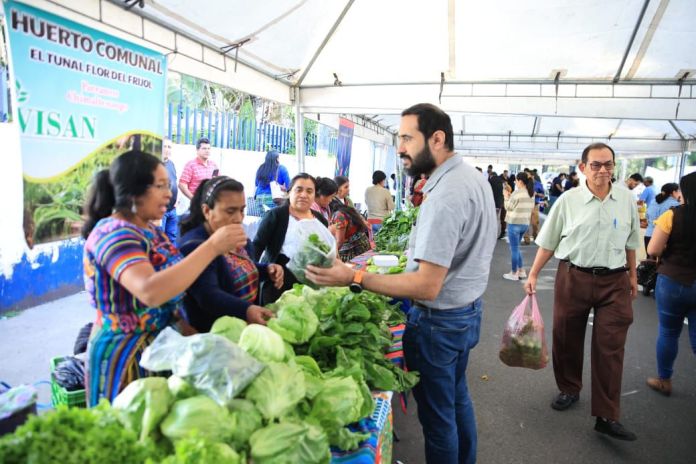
[140,327,264,407]
[287,219,337,286]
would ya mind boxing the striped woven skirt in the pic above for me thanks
[85,328,159,406]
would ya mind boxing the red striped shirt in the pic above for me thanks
[180,157,218,195]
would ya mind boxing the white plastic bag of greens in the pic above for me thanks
[140,327,264,407]
[287,219,336,286]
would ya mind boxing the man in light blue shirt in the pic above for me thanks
[639,176,657,207]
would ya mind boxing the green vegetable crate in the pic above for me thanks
[50,356,86,408]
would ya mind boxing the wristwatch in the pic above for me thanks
[349,270,364,294]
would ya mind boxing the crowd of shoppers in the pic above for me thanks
[80,103,694,464]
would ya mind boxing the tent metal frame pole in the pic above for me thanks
[296,0,356,86]
[668,120,688,141]
[294,88,305,173]
[613,0,651,83]
[97,0,286,81]
[626,0,670,79]
[455,133,689,142]
[300,78,694,89]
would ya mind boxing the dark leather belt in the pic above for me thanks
[562,260,627,276]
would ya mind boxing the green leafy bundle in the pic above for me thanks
[270,285,419,393]
[288,233,336,286]
[374,207,419,252]
[0,402,163,464]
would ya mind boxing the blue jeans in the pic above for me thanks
[403,299,482,464]
[507,224,528,272]
[654,274,696,379]
[371,222,383,234]
[161,208,178,244]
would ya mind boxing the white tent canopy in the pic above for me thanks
[119,0,696,158]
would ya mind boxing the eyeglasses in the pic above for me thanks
[588,161,615,172]
[149,183,170,191]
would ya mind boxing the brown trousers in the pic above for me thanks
[552,261,633,421]
[523,205,540,242]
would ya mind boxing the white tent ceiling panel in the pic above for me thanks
[614,119,674,138]
[613,85,653,97]
[151,0,348,75]
[300,0,449,86]
[461,114,535,134]
[672,120,696,138]
[537,117,620,137]
[629,0,696,79]
[454,0,648,80]
[506,84,543,97]
[112,0,696,158]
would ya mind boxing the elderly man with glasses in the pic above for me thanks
[524,142,641,441]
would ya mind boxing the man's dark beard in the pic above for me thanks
[405,144,436,177]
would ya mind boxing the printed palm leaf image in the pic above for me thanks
[23,133,162,244]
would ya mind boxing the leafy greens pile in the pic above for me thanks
[269,285,419,393]
[0,284,418,464]
[0,402,164,464]
[374,207,419,252]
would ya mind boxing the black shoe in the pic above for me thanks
[550,392,579,411]
[594,418,637,441]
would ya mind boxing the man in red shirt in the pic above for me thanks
[178,137,218,199]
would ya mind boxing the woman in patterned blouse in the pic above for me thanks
[82,151,247,406]
[178,176,284,332]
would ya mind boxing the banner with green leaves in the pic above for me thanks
[4,1,166,245]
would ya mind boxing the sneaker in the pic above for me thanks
[550,392,579,411]
[503,272,519,281]
[594,417,637,441]
[646,377,672,396]
[518,269,527,279]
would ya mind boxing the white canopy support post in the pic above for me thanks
[678,145,690,180]
[294,87,305,173]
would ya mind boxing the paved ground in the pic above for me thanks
[1,239,695,462]
[393,239,696,464]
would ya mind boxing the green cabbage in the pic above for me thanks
[308,375,374,450]
[226,399,263,450]
[267,301,319,344]
[238,324,287,363]
[167,375,196,401]
[160,396,234,443]
[309,376,370,430]
[112,377,173,442]
[244,362,306,420]
[210,316,247,344]
[249,421,330,464]
[295,355,324,399]
[161,433,243,464]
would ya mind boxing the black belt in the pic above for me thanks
[562,260,627,276]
